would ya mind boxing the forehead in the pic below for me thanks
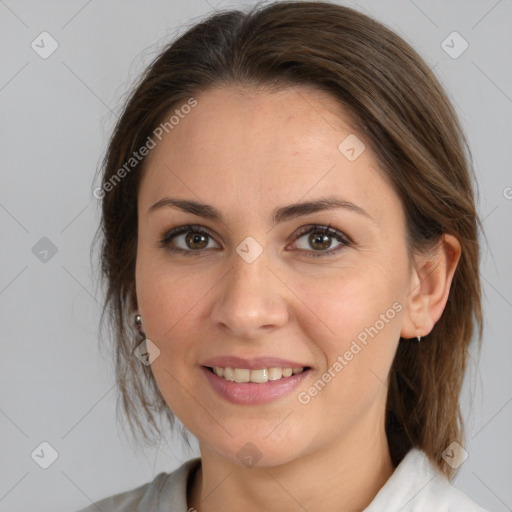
[145,84,357,165]
[138,85,401,228]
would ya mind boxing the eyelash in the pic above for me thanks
[157,223,352,258]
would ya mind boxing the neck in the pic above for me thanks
[188,420,394,512]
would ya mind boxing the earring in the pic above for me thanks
[417,336,421,343]
[135,314,144,334]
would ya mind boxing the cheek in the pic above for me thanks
[293,263,405,347]
[291,263,405,405]
[136,251,209,343]
[135,258,208,423]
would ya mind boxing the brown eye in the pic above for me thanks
[308,232,333,251]
[291,224,352,258]
[159,225,220,255]
[184,231,209,250]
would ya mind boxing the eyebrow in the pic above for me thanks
[148,196,372,224]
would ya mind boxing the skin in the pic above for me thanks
[134,85,461,512]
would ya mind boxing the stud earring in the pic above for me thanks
[135,314,144,334]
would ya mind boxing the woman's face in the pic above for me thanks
[136,85,415,466]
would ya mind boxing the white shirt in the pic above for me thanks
[73,448,488,511]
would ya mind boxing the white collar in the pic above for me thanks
[363,448,487,511]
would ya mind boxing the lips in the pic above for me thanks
[199,355,313,405]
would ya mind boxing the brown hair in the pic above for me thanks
[93,0,482,477]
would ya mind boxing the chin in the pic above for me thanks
[197,423,314,469]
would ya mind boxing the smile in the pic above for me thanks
[201,365,312,405]
[208,366,306,383]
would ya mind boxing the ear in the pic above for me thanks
[400,234,461,339]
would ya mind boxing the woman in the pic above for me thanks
[79,1,487,510]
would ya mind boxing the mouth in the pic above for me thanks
[200,365,313,405]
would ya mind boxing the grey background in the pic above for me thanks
[0,0,511,510]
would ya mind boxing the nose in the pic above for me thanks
[210,248,290,340]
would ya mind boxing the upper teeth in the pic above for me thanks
[213,367,305,383]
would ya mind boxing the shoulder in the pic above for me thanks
[72,457,201,512]
[72,477,162,512]
[364,448,489,512]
